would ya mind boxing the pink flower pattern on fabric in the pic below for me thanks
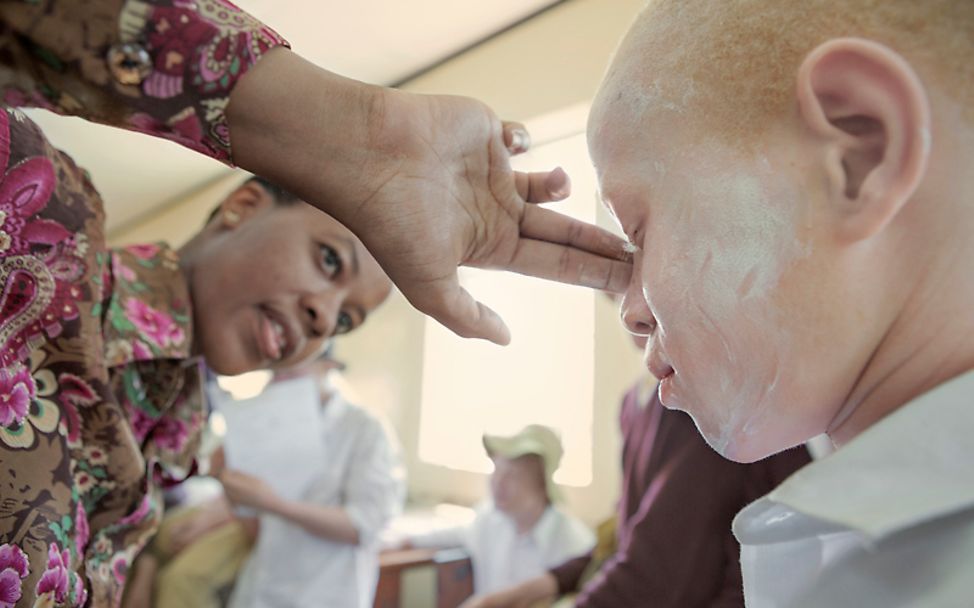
[0,111,86,368]
[124,299,186,349]
[0,543,29,608]
[126,244,161,260]
[129,0,289,160]
[0,112,203,605]
[0,0,276,601]
[0,364,33,428]
[126,405,157,444]
[132,340,154,361]
[74,503,90,563]
[116,496,153,529]
[1,0,289,163]
[35,543,70,604]
[152,416,189,452]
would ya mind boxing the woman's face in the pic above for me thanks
[186,190,392,375]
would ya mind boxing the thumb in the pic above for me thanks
[403,274,511,345]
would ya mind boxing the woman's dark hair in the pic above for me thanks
[205,176,301,224]
[247,176,301,206]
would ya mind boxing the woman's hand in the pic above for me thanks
[336,90,633,345]
[167,498,232,554]
[219,469,282,513]
[228,50,632,345]
[206,445,226,478]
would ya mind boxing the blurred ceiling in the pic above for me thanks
[24,0,561,233]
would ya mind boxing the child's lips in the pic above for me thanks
[658,371,677,408]
[646,350,676,405]
[645,348,674,381]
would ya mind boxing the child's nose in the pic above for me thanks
[620,282,656,337]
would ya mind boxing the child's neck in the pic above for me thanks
[512,500,548,536]
[828,192,974,447]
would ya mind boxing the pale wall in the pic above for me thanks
[107,171,245,247]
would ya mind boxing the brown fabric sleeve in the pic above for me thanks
[549,552,594,596]
[0,0,288,163]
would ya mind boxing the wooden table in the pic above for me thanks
[375,547,474,608]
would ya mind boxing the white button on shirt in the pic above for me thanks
[734,370,974,608]
[411,503,596,594]
[229,393,406,608]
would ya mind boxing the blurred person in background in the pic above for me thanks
[123,344,405,608]
[401,425,595,596]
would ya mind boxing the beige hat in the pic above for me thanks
[483,424,564,503]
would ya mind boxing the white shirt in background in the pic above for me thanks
[410,503,595,594]
[734,370,974,608]
[229,392,406,608]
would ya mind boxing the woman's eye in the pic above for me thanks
[334,312,354,336]
[320,244,342,277]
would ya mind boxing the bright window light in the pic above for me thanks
[419,119,598,487]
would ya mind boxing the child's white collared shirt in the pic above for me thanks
[734,370,974,607]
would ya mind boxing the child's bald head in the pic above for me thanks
[589,0,974,463]
[600,0,974,146]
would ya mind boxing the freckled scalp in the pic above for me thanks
[607,0,974,146]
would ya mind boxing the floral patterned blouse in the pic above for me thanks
[0,1,286,606]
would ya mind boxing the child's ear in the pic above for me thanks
[796,38,931,243]
[217,180,276,229]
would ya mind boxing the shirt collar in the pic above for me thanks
[102,243,194,367]
[527,505,560,545]
[736,369,974,543]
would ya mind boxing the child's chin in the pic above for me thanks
[716,441,765,464]
[720,431,796,464]
[699,423,772,464]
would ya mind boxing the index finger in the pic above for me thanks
[502,237,633,294]
[521,204,632,262]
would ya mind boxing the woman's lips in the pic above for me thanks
[257,309,290,362]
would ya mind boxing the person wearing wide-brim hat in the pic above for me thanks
[405,424,595,596]
[482,423,567,505]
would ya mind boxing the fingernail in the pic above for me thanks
[547,167,571,199]
[508,129,530,154]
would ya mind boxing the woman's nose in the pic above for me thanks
[302,292,340,338]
